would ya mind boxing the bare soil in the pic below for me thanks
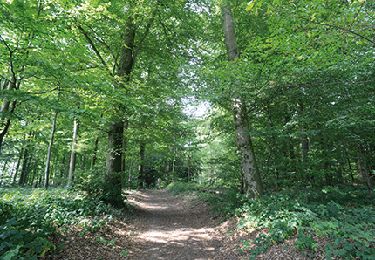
[126,190,223,260]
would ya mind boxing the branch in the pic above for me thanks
[134,8,158,60]
[0,35,17,83]
[77,25,113,76]
[0,35,13,52]
[157,16,174,51]
[84,24,117,61]
[28,87,59,95]
[312,22,375,45]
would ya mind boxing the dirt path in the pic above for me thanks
[50,190,309,259]
[126,190,223,260]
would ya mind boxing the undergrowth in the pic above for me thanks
[166,181,200,194]
[0,188,119,259]
[237,187,374,259]
[167,182,375,259]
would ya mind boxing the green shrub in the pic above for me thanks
[199,188,245,217]
[166,181,200,194]
[232,187,375,259]
[76,169,105,198]
[0,188,116,259]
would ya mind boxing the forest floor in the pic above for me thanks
[52,189,230,260]
[3,187,372,259]
[126,189,224,259]
[51,189,321,259]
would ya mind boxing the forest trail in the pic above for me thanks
[127,190,223,260]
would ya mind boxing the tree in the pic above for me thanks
[220,4,263,196]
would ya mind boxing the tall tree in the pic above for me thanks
[44,112,58,188]
[67,118,79,188]
[221,4,263,196]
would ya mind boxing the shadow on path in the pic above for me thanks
[127,190,222,260]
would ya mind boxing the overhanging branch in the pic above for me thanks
[77,25,114,76]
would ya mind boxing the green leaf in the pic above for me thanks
[246,1,256,12]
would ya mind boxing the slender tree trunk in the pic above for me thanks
[187,153,191,182]
[67,119,79,188]
[0,159,9,185]
[0,79,12,151]
[301,135,309,164]
[29,156,38,187]
[172,146,176,180]
[357,144,373,191]
[28,157,36,186]
[298,101,310,181]
[19,148,30,186]
[0,100,17,155]
[121,120,129,173]
[12,147,24,185]
[44,112,58,189]
[127,160,133,187]
[222,5,263,197]
[37,174,42,187]
[91,137,100,168]
[138,141,146,188]
[345,149,355,183]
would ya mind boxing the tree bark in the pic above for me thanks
[12,147,24,185]
[104,122,124,205]
[138,141,146,188]
[0,97,17,154]
[121,120,129,173]
[222,5,263,197]
[19,148,30,186]
[0,159,9,185]
[44,112,58,189]
[67,118,79,188]
[104,16,136,207]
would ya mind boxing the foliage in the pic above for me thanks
[235,186,375,259]
[0,188,117,259]
[166,181,200,194]
[198,188,245,217]
[0,0,374,258]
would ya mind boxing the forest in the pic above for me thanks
[0,0,374,259]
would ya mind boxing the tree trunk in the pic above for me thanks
[127,160,133,187]
[0,75,19,155]
[12,147,24,185]
[30,159,36,187]
[0,159,9,185]
[0,100,17,155]
[44,112,58,189]
[104,121,125,206]
[67,119,79,188]
[222,5,263,197]
[357,144,373,191]
[121,120,129,173]
[91,137,100,168]
[19,148,30,186]
[138,141,146,188]
[104,16,136,207]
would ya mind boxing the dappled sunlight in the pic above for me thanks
[127,190,222,259]
[139,227,215,243]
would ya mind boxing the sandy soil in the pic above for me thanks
[126,190,223,260]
